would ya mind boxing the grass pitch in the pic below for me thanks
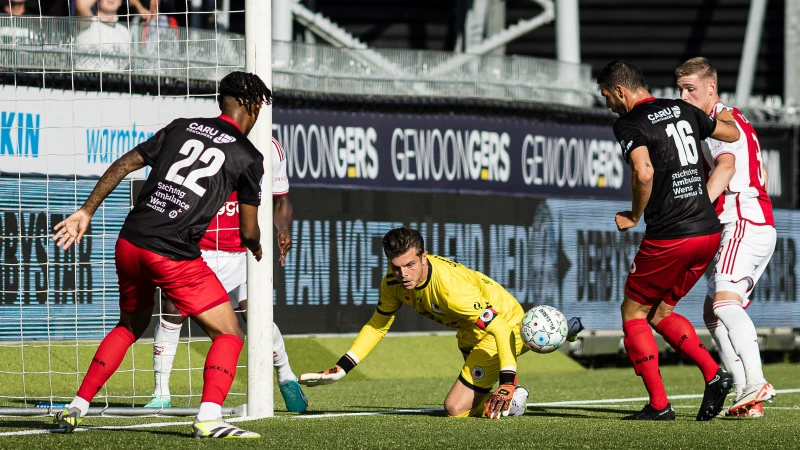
[0,334,798,449]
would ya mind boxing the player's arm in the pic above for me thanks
[272,195,292,267]
[708,108,740,143]
[239,204,262,261]
[237,155,266,261]
[53,149,146,250]
[616,146,653,232]
[299,286,402,387]
[706,153,736,203]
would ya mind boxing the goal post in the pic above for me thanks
[244,0,275,420]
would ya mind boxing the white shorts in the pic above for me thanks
[706,221,776,307]
[201,249,247,308]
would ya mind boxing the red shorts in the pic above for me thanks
[115,238,229,317]
[625,232,721,306]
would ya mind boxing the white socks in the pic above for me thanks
[273,323,296,385]
[153,318,182,398]
[706,320,746,397]
[197,402,222,422]
[68,396,91,417]
[714,300,766,386]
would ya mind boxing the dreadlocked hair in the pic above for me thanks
[218,71,272,114]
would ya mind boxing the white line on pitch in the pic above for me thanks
[2,389,799,435]
[528,388,800,407]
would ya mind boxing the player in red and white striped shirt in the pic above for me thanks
[677,57,777,418]
[146,137,308,413]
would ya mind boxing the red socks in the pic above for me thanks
[655,313,719,383]
[623,319,668,410]
[201,334,243,405]
[76,326,136,402]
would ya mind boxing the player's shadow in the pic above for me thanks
[0,419,61,431]
[525,405,640,418]
[113,427,188,438]
[301,407,446,417]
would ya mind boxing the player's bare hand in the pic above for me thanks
[252,246,263,262]
[52,209,91,250]
[615,211,638,232]
[277,229,292,267]
[298,365,347,387]
[485,384,516,419]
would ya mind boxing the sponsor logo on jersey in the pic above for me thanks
[471,366,485,380]
[647,107,677,124]
[187,123,220,140]
[213,133,237,144]
[217,201,238,216]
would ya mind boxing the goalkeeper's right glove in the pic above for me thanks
[298,353,358,387]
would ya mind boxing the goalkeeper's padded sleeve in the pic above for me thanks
[480,313,518,374]
[348,309,396,363]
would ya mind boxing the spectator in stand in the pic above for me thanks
[2,0,25,16]
[127,0,180,55]
[74,0,132,72]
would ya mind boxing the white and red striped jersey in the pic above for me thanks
[198,137,289,252]
[702,102,774,227]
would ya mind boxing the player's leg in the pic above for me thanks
[445,334,528,418]
[619,294,673,420]
[658,232,731,421]
[56,238,157,432]
[156,255,258,438]
[273,322,308,412]
[716,224,777,414]
[619,238,677,420]
[146,295,185,408]
[704,290,746,400]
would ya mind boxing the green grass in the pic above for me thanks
[1,335,799,449]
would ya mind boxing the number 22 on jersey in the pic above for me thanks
[164,139,226,197]
[665,120,698,166]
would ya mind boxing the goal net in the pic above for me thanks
[0,2,264,417]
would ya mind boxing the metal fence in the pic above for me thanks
[0,15,595,107]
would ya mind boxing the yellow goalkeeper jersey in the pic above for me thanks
[347,254,525,370]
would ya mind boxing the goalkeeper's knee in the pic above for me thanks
[447,397,488,418]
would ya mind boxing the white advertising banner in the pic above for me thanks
[0,85,218,178]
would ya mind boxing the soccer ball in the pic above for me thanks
[520,305,568,354]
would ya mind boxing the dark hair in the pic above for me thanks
[382,227,424,259]
[597,60,648,92]
[218,71,272,114]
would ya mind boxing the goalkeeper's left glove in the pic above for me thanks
[484,370,517,419]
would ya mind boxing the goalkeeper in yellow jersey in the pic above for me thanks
[299,227,583,419]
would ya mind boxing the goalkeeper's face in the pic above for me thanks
[388,248,429,290]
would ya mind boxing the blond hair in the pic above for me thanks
[675,57,717,83]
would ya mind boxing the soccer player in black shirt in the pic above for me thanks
[598,60,741,421]
[51,71,269,439]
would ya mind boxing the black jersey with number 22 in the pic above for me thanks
[119,116,264,260]
[613,98,722,239]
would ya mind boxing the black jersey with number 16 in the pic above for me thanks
[119,116,264,260]
[613,98,722,239]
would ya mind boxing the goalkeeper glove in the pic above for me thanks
[484,370,517,419]
[298,353,358,387]
[485,383,516,419]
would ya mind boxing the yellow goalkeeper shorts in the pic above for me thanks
[457,329,528,392]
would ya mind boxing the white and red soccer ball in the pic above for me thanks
[520,305,568,354]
